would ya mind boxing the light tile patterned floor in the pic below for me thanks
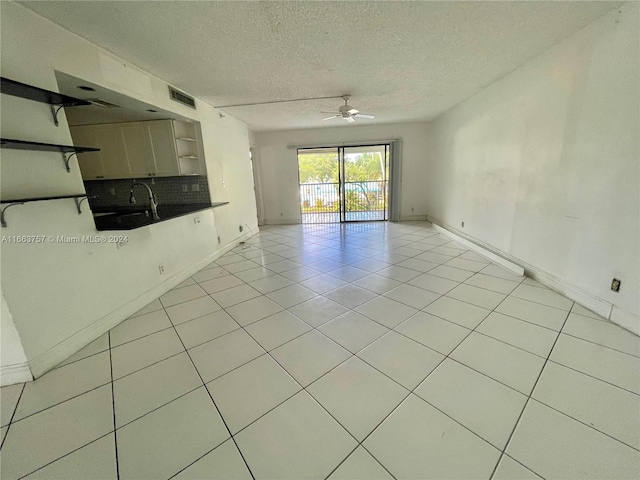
[1,221,639,479]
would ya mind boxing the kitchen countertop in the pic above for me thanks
[92,202,229,231]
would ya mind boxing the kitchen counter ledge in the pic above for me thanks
[92,202,229,231]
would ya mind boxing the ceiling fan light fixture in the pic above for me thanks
[322,95,374,123]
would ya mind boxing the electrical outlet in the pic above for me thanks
[217,236,221,244]
[611,278,621,292]
[159,264,165,275]
[194,217,200,224]
[191,184,200,192]
[461,221,465,228]
[109,188,116,196]
[182,185,188,193]
[239,225,244,232]
[411,207,414,212]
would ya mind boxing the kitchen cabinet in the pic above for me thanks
[121,123,151,178]
[147,121,180,177]
[68,125,107,179]
[70,120,202,180]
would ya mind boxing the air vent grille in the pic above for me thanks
[169,86,196,109]
[87,98,120,108]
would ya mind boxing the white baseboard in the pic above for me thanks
[525,270,612,319]
[431,222,524,276]
[28,235,248,379]
[1,362,33,386]
[610,306,640,337]
[399,215,429,221]
[263,218,301,225]
[429,216,639,337]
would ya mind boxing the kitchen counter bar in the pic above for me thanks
[93,202,229,231]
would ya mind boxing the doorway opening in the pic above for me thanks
[298,144,389,223]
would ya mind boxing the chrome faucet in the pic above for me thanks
[129,182,160,220]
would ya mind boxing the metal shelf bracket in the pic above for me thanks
[1,203,25,228]
[62,152,77,172]
[74,196,90,214]
[50,105,65,127]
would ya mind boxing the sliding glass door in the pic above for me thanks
[298,147,341,223]
[298,144,389,223]
[341,145,388,222]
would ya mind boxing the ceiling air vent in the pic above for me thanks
[169,86,196,109]
[87,98,120,108]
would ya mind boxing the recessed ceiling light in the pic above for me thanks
[147,109,158,113]
[77,85,95,91]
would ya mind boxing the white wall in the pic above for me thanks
[0,1,258,381]
[0,288,31,384]
[253,122,433,224]
[426,3,639,324]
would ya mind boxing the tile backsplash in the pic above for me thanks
[85,176,211,209]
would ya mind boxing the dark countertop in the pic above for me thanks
[92,202,229,231]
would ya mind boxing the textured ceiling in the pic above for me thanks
[20,1,620,131]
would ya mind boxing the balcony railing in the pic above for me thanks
[299,181,388,223]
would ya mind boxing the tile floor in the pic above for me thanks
[1,221,639,479]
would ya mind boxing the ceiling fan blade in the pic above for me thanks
[345,116,355,123]
[354,113,375,119]
[347,108,359,114]
[323,115,340,121]
[320,111,338,114]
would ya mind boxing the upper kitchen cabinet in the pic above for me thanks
[146,120,180,177]
[120,123,152,178]
[69,124,129,179]
[70,119,203,180]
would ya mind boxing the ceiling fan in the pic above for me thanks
[322,95,375,123]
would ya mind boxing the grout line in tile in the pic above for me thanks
[558,331,640,359]
[19,432,116,479]
[224,248,520,471]
[567,309,614,325]
[470,330,553,360]
[500,453,544,479]
[111,350,185,383]
[158,302,258,480]
[528,397,640,453]
[19,223,628,479]
[487,304,573,480]
[9,344,185,430]
[52,346,111,371]
[544,358,640,397]
[108,332,121,480]
[334,283,531,458]
[114,385,202,431]
[0,382,25,450]
[8,380,113,426]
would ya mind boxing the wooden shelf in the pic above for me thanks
[1,138,100,172]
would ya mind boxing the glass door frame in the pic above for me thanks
[338,143,389,223]
[297,143,390,224]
